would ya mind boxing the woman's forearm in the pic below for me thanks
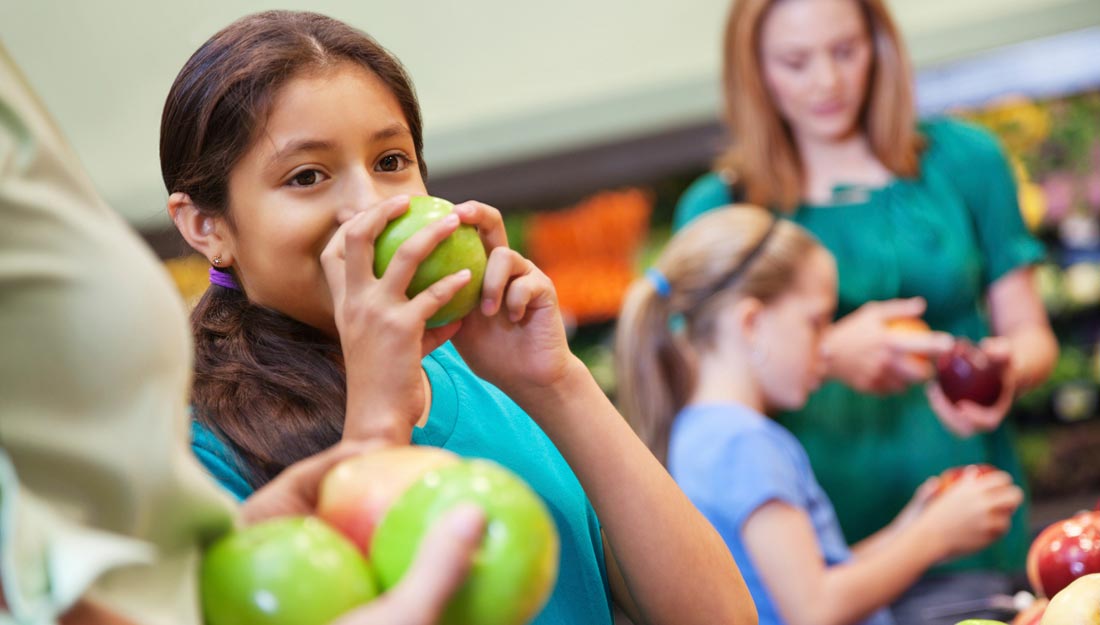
[1004,324,1059,393]
[510,357,757,625]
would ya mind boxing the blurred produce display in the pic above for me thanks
[962,91,1100,501]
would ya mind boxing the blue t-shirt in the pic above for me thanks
[192,342,614,625]
[669,402,895,625]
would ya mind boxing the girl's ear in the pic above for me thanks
[732,296,764,343]
[168,192,234,267]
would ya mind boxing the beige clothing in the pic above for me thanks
[0,45,234,625]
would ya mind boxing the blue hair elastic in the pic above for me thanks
[645,268,671,299]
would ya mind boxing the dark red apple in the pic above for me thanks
[1027,511,1100,598]
[935,463,999,497]
[936,340,1005,407]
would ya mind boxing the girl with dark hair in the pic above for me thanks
[162,10,754,625]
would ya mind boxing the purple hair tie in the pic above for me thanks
[209,266,241,291]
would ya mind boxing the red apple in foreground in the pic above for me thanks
[372,459,560,625]
[935,463,999,497]
[374,195,487,328]
[1039,573,1100,625]
[937,340,1005,406]
[1028,511,1100,598]
[201,517,376,625]
[318,446,461,555]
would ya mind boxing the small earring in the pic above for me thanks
[212,255,222,266]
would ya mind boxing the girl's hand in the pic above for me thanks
[926,337,1016,437]
[823,297,954,394]
[321,195,473,443]
[448,201,575,394]
[915,467,1022,560]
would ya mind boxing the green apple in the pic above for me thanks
[954,621,1008,625]
[317,446,462,555]
[201,516,377,625]
[374,196,487,328]
[371,459,560,625]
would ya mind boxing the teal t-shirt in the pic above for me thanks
[192,342,614,625]
[672,118,1046,574]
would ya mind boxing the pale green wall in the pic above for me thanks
[2,0,1098,226]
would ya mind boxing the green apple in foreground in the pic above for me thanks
[201,516,377,625]
[317,446,462,555]
[374,196,487,328]
[371,459,560,625]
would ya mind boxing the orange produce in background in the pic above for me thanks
[526,189,653,325]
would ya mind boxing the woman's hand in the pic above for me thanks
[332,505,485,625]
[448,201,576,395]
[321,195,473,443]
[926,336,1016,437]
[823,297,953,394]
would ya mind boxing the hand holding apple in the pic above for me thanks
[447,201,577,395]
[916,466,1023,560]
[1027,511,1100,598]
[823,298,953,394]
[373,196,487,328]
[323,196,476,443]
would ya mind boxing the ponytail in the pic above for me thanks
[190,285,346,487]
[615,276,695,465]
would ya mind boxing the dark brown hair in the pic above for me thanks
[160,11,426,487]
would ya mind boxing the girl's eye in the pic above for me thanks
[288,169,325,187]
[377,153,410,173]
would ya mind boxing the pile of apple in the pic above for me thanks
[200,447,560,625]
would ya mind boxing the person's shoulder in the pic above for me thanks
[672,405,789,470]
[920,116,1007,166]
[673,171,734,232]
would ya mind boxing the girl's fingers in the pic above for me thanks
[406,268,472,325]
[377,213,461,295]
[452,201,508,251]
[888,331,955,358]
[345,198,415,296]
[480,247,531,316]
[501,271,556,323]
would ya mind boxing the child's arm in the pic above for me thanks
[518,360,757,625]
[450,201,756,625]
[743,471,1022,625]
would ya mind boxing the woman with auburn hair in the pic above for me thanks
[673,0,1058,622]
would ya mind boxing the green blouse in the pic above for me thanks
[673,118,1046,574]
